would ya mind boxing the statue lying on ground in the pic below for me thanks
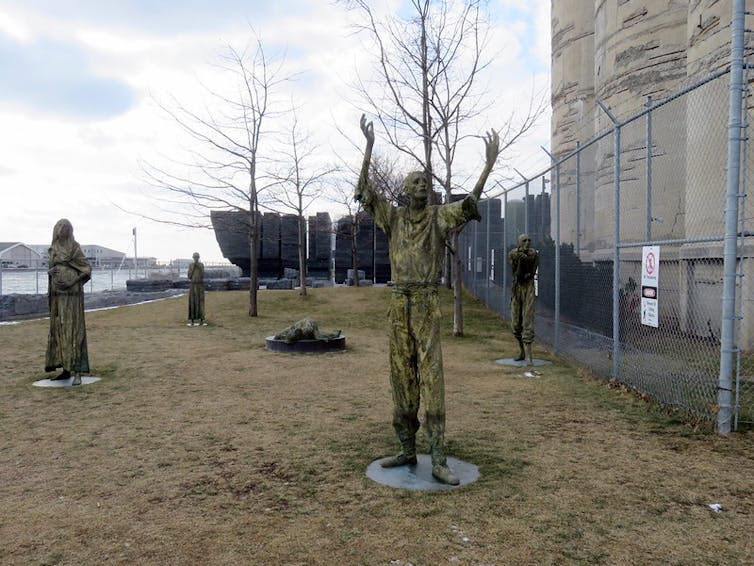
[274,318,342,343]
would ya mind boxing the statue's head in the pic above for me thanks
[518,234,531,250]
[52,218,73,242]
[404,171,428,208]
[192,252,200,261]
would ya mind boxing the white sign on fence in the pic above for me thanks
[641,246,660,327]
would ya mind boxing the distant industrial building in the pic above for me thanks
[1,242,134,269]
[0,243,44,268]
[80,245,128,268]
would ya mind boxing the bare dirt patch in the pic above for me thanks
[1,287,753,565]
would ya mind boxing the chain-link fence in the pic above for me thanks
[460,66,754,430]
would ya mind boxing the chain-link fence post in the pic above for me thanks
[503,191,509,319]
[598,100,622,380]
[717,0,747,434]
[646,95,653,241]
[543,147,562,355]
[525,180,530,236]
[576,141,581,255]
[551,165,560,354]
[485,200,491,306]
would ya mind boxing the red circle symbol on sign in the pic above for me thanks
[645,252,656,275]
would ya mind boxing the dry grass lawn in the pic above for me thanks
[1,287,753,565]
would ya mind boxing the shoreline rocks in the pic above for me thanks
[0,289,185,321]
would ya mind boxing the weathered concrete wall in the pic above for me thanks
[550,0,754,345]
[551,0,597,253]
[593,0,688,120]
[551,0,596,157]
[592,0,688,253]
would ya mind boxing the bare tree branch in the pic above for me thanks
[135,36,291,316]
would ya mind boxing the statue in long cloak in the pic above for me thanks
[187,252,205,325]
[45,218,92,385]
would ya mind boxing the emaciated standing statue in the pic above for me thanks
[187,252,205,326]
[356,114,499,485]
[45,218,92,385]
[509,234,539,365]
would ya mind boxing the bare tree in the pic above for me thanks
[266,106,336,296]
[344,0,439,194]
[329,182,365,287]
[329,149,407,287]
[370,153,408,206]
[344,0,544,335]
[433,70,546,334]
[139,38,289,317]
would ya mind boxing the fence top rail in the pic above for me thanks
[617,235,725,249]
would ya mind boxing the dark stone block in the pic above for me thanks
[126,279,173,292]
[227,277,251,290]
[204,279,230,291]
[266,279,293,290]
[261,213,281,259]
[265,335,346,353]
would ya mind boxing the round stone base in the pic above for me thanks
[366,454,479,491]
[265,336,346,353]
[495,358,551,367]
[33,376,102,388]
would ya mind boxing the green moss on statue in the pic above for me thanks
[509,234,539,364]
[274,318,341,343]
[355,114,500,485]
[187,252,205,325]
[45,218,92,386]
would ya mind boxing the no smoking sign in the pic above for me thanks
[641,246,659,327]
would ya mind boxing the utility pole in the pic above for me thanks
[133,227,139,279]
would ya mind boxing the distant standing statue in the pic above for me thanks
[45,218,92,385]
[509,234,539,364]
[356,114,499,485]
[187,252,205,326]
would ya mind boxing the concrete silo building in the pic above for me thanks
[550,0,753,341]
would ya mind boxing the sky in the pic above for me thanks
[0,0,551,263]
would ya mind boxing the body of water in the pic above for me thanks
[0,268,183,295]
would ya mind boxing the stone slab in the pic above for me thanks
[366,454,479,491]
[33,376,102,388]
[495,358,552,367]
[266,336,346,353]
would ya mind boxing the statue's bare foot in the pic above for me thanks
[380,452,417,468]
[432,463,460,485]
[71,374,82,386]
[514,352,525,361]
[51,369,71,381]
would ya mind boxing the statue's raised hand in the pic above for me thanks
[360,113,375,145]
[484,129,500,167]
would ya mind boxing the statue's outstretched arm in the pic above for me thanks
[355,114,375,203]
[471,129,500,200]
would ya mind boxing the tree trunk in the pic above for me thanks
[444,246,452,288]
[248,210,259,317]
[352,223,360,287]
[298,215,307,296]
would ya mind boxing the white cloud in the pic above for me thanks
[0,0,551,262]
